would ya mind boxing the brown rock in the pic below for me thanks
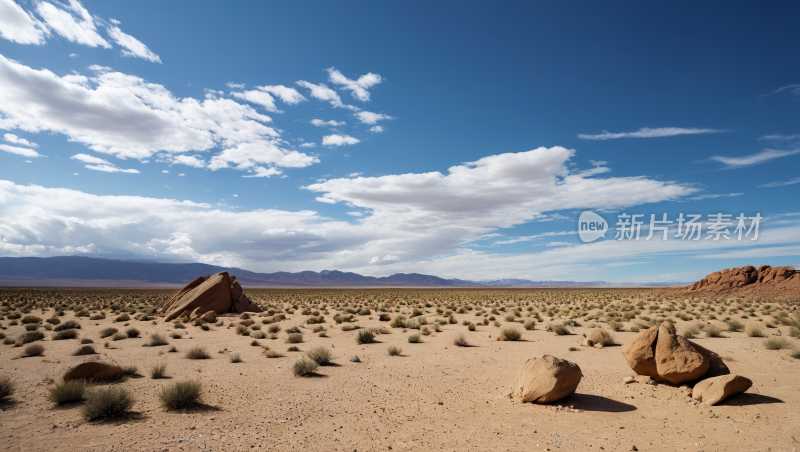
[692,374,752,406]
[64,362,124,382]
[655,325,709,384]
[163,272,235,321]
[200,310,217,323]
[688,341,730,379]
[580,338,594,347]
[621,326,659,378]
[239,319,255,327]
[593,343,604,349]
[233,293,260,314]
[514,355,583,403]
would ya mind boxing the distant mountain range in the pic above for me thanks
[0,256,683,288]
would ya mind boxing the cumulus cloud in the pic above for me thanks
[106,25,161,63]
[69,52,79,57]
[300,142,317,148]
[226,82,245,89]
[356,111,393,125]
[0,0,48,45]
[35,0,111,48]
[4,133,37,147]
[326,68,383,102]
[369,254,399,264]
[0,55,318,175]
[322,134,360,147]
[708,148,800,169]
[369,126,384,133]
[295,80,359,111]
[0,144,42,158]
[578,127,726,140]
[256,85,306,105]
[231,90,282,113]
[311,119,345,127]
[71,153,139,173]
[171,155,205,168]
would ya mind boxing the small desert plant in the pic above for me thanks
[20,331,45,344]
[235,325,249,335]
[453,333,469,347]
[379,313,391,321]
[764,337,792,350]
[790,327,800,338]
[21,316,42,324]
[682,327,699,339]
[52,329,79,340]
[745,323,763,337]
[292,357,319,376]
[350,355,361,362]
[73,345,96,355]
[286,332,304,344]
[82,387,136,421]
[287,346,300,352]
[497,328,522,341]
[251,330,266,339]
[174,323,186,329]
[267,324,281,334]
[790,348,800,359]
[49,379,88,405]
[523,320,536,330]
[408,333,421,343]
[548,324,570,335]
[341,325,361,331]
[151,364,168,378]
[22,343,45,357]
[125,328,140,338]
[608,321,624,332]
[148,334,169,346]
[264,349,284,358]
[80,338,94,344]
[99,327,118,338]
[387,345,402,356]
[115,314,130,322]
[705,325,724,337]
[159,380,202,410]
[390,315,407,328]
[54,320,81,332]
[468,323,476,331]
[355,329,375,344]
[186,345,210,359]
[0,376,16,400]
[229,353,243,363]
[306,346,332,365]
[590,329,616,346]
[726,320,744,332]
[112,333,127,341]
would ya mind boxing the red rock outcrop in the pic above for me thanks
[686,265,798,294]
[156,272,261,321]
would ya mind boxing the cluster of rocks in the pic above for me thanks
[156,272,261,322]
[622,324,752,405]
[687,265,798,293]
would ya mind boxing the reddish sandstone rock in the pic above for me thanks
[687,265,798,294]
[156,272,261,321]
[621,326,659,378]
[692,374,752,406]
[655,324,709,384]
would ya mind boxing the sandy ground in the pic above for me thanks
[1,300,799,452]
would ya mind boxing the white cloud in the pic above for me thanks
[326,68,383,102]
[109,18,120,25]
[295,80,359,111]
[69,52,79,57]
[369,126,384,133]
[230,90,281,113]
[759,177,800,188]
[171,155,206,168]
[348,172,362,177]
[178,173,185,177]
[322,134,360,147]
[226,82,245,89]
[311,119,345,127]
[578,127,726,140]
[347,212,362,216]
[759,133,800,142]
[708,148,800,169]
[106,25,161,63]
[0,144,41,158]
[369,254,399,264]
[71,153,139,173]
[300,143,317,148]
[0,0,48,45]
[161,170,169,173]
[494,231,576,245]
[256,85,306,105]
[355,111,393,125]
[589,160,607,167]
[0,55,317,174]
[3,133,37,147]
[760,84,800,97]
[242,166,281,178]
[36,0,111,48]
[688,192,743,201]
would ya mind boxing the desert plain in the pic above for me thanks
[0,283,798,452]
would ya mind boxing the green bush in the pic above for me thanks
[355,329,375,344]
[408,333,421,343]
[148,333,169,346]
[82,387,136,421]
[306,346,332,365]
[390,315,407,328]
[151,364,168,379]
[387,345,402,356]
[49,380,87,405]
[590,329,616,346]
[292,357,319,376]
[764,337,792,350]
[20,331,45,344]
[99,327,118,338]
[160,380,202,410]
[286,332,304,344]
[726,320,744,332]
[497,328,522,341]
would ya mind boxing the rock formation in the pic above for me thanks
[692,374,752,406]
[686,265,798,293]
[156,271,260,321]
[64,362,125,382]
[514,355,583,403]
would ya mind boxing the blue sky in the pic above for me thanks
[0,0,798,282]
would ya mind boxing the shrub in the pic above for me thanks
[590,329,616,346]
[159,381,202,410]
[174,323,186,329]
[286,333,304,344]
[82,387,136,421]
[264,350,284,358]
[306,346,332,365]
[497,328,522,341]
[408,333,421,343]
[390,315,407,328]
[151,364,168,379]
[115,314,130,322]
[186,346,210,359]
[99,328,118,338]
[287,346,300,352]
[267,324,281,334]
[629,326,641,333]
[608,321,624,332]
[468,323,476,331]
[112,333,127,341]
[229,353,243,363]
[682,327,699,339]
[705,325,724,337]
[24,324,39,331]
[21,316,42,324]
[73,345,96,355]
[80,338,93,344]
[387,345,402,356]
[379,313,391,321]
[20,331,45,344]
[341,325,361,331]
[53,329,79,340]
[148,334,169,346]
[789,327,800,338]
[292,357,319,376]
[49,380,88,405]
[453,333,469,347]
[251,330,266,339]
[726,320,744,332]
[46,317,61,325]
[764,337,792,350]
[523,320,536,330]
[548,324,570,335]
[791,348,800,359]
[745,323,763,337]
[125,328,140,338]
[22,343,45,356]
[355,329,375,344]
[235,325,249,335]
[54,320,81,332]
[0,376,16,400]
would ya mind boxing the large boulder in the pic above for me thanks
[157,272,261,321]
[655,324,709,384]
[514,355,583,403]
[621,326,659,378]
[689,341,730,380]
[692,374,752,406]
[64,362,125,382]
